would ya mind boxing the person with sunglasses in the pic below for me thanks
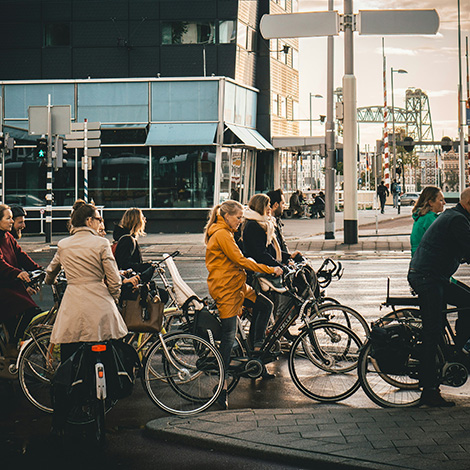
[45,203,128,437]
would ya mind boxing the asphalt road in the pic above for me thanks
[4,251,470,468]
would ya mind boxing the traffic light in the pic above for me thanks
[441,136,452,153]
[54,136,67,168]
[319,115,326,123]
[36,138,47,159]
[0,135,4,149]
[403,136,414,153]
[396,166,402,176]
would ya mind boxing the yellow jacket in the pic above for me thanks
[205,215,275,319]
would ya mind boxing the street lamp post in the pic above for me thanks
[309,93,323,136]
[391,68,407,179]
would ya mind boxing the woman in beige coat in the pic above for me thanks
[45,203,127,437]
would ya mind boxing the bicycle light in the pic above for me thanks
[95,363,107,400]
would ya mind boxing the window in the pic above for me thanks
[293,100,299,120]
[219,20,236,43]
[237,22,247,49]
[44,23,70,47]
[162,22,215,45]
[279,96,287,118]
[272,93,279,116]
[246,26,257,52]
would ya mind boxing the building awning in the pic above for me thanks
[226,123,274,151]
[145,123,218,146]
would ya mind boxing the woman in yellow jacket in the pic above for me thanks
[205,200,282,408]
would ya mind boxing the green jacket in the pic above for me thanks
[410,211,438,256]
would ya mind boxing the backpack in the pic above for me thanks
[111,234,136,258]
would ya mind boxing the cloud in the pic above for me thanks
[426,90,455,98]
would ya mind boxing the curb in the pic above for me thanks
[145,411,412,470]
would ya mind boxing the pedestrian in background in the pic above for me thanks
[204,200,282,409]
[391,179,401,208]
[377,181,389,214]
[410,186,445,256]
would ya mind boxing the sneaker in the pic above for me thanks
[420,389,455,407]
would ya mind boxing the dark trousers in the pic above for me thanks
[379,196,386,212]
[3,306,41,344]
[408,273,470,390]
[51,342,81,431]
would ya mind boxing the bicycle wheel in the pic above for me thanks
[377,308,421,329]
[310,304,370,345]
[358,341,421,408]
[142,332,224,415]
[18,332,60,413]
[289,322,362,402]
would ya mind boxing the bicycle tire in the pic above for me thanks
[310,304,370,345]
[358,341,421,408]
[288,321,362,402]
[141,332,224,415]
[18,332,60,413]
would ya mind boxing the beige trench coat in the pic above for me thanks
[45,226,128,344]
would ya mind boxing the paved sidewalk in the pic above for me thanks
[146,403,470,470]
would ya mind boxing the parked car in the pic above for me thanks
[5,194,45,206]
[400,192,420,206]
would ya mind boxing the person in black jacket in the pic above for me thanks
[408,188,470,407]
[377,181,389,214]
[113,208,153,274]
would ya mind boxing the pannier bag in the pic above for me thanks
[369,323,415,375]
[192,306,222,346]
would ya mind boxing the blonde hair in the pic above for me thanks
[119,208,146,238]
[412,186,442,218]
[248,193,270,216]
[204,200,243,244]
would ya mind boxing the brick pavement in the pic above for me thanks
[146,404,470,470]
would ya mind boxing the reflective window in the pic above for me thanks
[45,23,70,47]
[151,146,215,208]
[87,147,150,208]
[219,20,236,44]
[237,22,247,49]
[162,22,215,44]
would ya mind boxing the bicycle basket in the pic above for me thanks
[369,323,416,375]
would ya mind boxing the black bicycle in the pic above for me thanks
[358,280,470,408]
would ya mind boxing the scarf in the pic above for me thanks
[243,208,282,262]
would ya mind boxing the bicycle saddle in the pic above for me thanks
[257,276,287,294]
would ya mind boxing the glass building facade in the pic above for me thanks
[1,77,273,216]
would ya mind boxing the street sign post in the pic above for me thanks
[260,7,439,244]
[64,120,101,202]
[28,105,71,136]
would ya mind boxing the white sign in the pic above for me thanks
[260,11,339,39]
[357,10,439,35]
[71,122,101,131]
[64,139,101,149]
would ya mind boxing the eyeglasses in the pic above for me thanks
[91,216,103,223]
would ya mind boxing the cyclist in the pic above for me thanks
[113,208,153,274]
[408,187,470,407]
[266,189,302,263]
[204,200,282,409]
[0,204,42,353]
[10,205,27,240]
[45,202,128,437]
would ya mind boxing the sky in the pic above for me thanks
[297,0,470,151]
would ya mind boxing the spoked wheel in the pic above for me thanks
[310,304,370,345]
[288,321,362,402]
[18,332,60,413]
[358,341,421,408]
[142,332,224,415]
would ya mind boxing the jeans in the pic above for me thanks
[393,193,399,208]
[248,294,274,349]
[219,316,238,378]
[408,272,470,390]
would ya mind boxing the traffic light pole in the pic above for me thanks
[45,94,53,244]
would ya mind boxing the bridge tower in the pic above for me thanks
[405,88,434,142]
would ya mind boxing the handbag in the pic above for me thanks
[121,291,164,333]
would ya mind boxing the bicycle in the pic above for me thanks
[358,279,470,408]
[183,263,365,404]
